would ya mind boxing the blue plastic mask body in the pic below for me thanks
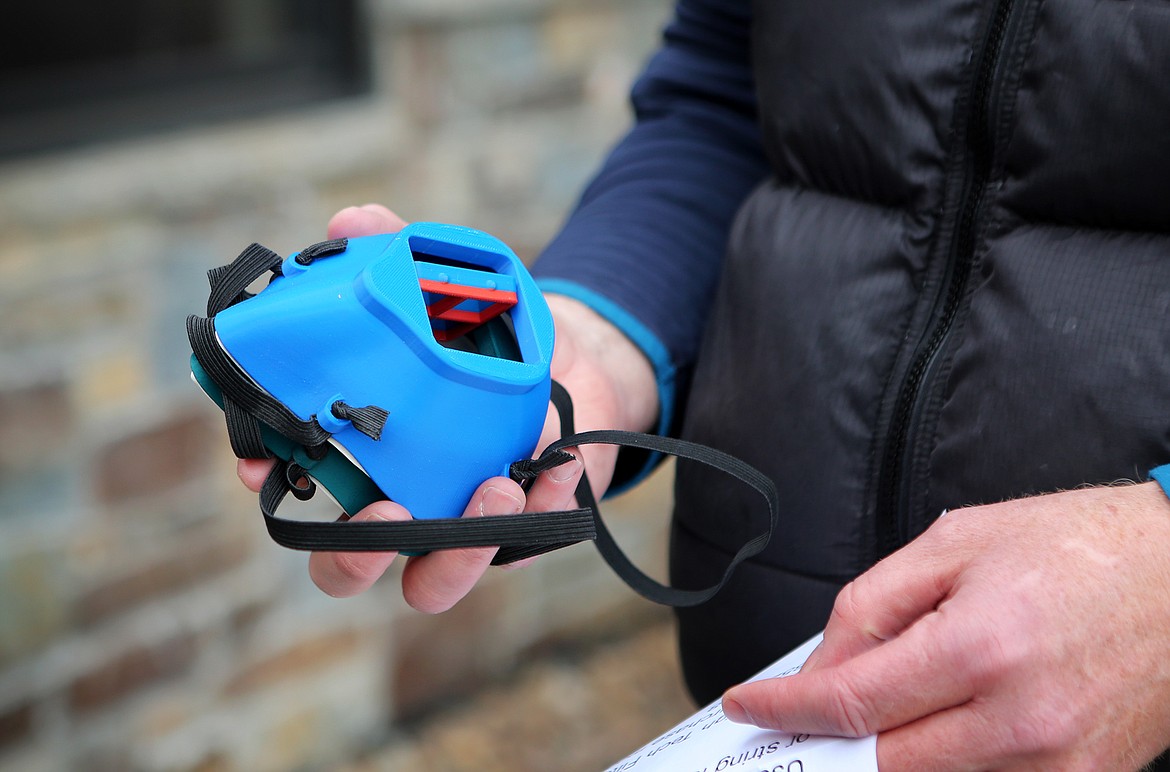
[208,223,554,520]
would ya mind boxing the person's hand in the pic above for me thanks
[537,293,660,499]
[238,204,658,609]
[722,482,1170,770]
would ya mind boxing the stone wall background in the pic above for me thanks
[0,1,694,769]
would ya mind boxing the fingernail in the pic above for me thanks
[548,454,582,483]
[722,694,754,725]
[498,555,539,572]
[359,505,396,523]
[480,486,523,516]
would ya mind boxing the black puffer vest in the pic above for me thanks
[671,0,1170,703]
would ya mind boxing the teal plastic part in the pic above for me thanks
[191,357,385,515]
[204,223,554,521]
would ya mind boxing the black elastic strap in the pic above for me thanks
[205,238,348,317]
[196,242,329,458]
[225,397,269,459]
[253,380,776,608]
[561,432,775,607]
[187,314,334,450]
[330,401,389,442]
[294,238,348,266]
[189,314,390,451]
[193,238,387,460]
[202,243,289,458]
[521,381,779,607]
[207,243,284,316]
[509,449,576,483]
[259,460,597,554]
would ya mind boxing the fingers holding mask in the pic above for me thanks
[275,206,590,607]
[308,475,536,605]
[400,476,528,613]
[304,456,585,605]
[308,500,413,598]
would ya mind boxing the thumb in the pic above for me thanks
[327,204,408,239]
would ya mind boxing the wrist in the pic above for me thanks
[545,294,659,433]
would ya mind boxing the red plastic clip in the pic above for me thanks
[419,278,518,341]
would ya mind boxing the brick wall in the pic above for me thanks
[0,0,677,768]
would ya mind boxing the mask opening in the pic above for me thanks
[413,251,523,362]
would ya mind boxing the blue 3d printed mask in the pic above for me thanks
[187,223,777,606]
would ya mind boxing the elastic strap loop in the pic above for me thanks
[527,381,779,607]
[206,243,284,316]
[242,379,777,608]
[187,314,333,451]
[259,460,597,554]
[294,238,348,266]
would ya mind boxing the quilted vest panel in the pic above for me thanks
[672,0,1170,702]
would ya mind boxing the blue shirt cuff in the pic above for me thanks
[1150,464,1170,500]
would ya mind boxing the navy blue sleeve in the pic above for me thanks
[531,0,768,442]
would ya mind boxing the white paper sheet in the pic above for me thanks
[602,634,877,772]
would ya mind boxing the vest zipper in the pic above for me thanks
[874,0,1020,558]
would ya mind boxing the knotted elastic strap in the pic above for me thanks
[255,382,778,609]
